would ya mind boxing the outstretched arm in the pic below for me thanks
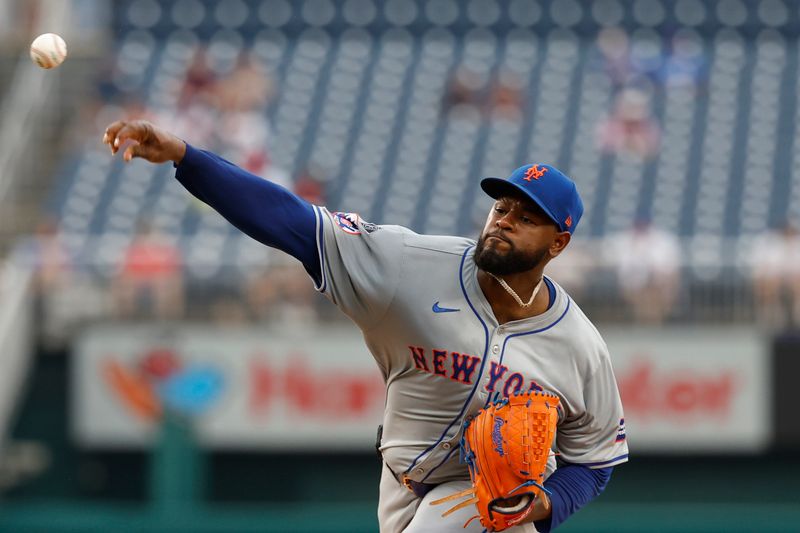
[103,120,321,283]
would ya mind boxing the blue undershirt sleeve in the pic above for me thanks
[534,465,613,532]
[174,144,321,284]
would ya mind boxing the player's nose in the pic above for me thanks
[495,213,514,231]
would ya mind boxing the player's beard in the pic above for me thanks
[473,234,548,275]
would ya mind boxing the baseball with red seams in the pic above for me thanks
[30,33,67,69]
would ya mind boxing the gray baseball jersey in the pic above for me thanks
[311,206,628,531]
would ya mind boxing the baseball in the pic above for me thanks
[30,33,67,69]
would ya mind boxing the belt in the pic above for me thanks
[401,475,437,499]
[377,425,438,499]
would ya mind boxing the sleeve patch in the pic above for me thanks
[332,212,362,235]
[615,418,626,443]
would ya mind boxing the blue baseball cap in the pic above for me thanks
[480,164,584,234]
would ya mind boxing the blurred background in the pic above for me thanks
[0,0,799,531]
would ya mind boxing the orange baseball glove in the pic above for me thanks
[431,391,560,531]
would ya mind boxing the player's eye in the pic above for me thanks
[521,216,532,224]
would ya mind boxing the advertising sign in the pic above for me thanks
[604,327,770,452]
[74,325,770,452]
[73,325,385,450]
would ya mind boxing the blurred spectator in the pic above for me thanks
[205,279,250,326]
[442,67,526,119]
[161,48,220,147]
[294,165,328,205]
[594,26,707,94]
[628,38,665,85]
[609,217,681,324]
[215,54,276,174]
[595,27,633,88]
[547,240,594,303]
[114,221,184,320]
[659,29,707,92]
[216,53,275,112]
[119,96,156,123]
[18,218,73,293]
[442,67,485,116]
[751,222,800,330]
[15,218,82,351]
[182,48,219,107]
[596,88,661,160]
[246,255,317,327]
[209,295,249,325]
[488,69,525,119]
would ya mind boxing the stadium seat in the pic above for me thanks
[46,0,800,276]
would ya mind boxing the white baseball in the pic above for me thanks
[30,33,67,69]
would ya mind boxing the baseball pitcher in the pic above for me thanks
[103,120,628,532]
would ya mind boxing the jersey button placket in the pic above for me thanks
[479,332,504,402]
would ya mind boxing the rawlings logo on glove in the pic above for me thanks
[431,391,560,531]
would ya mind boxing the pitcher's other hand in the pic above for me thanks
[102,120,187,164]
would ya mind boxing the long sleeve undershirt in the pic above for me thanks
[174,142,615,531]
[535,463,613,532]
[175,144,321,284]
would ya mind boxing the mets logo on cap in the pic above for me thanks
[479,163,585,235]
[523,164,547,181]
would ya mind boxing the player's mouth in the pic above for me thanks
[486,234,512,246]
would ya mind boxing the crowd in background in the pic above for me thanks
[16,212,800,354]
[16,22,800,350]
[440,25,706,162]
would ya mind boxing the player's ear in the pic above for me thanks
[548,231,571,258]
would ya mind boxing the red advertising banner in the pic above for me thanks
[604,327,770,452]
[73,325,770,452]
[73,325,386,450]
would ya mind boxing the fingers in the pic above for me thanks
[102,120,126,153]
[122,143,138,162]
[113,123,144,154]
[102,119,177,163]
[122,142,150,162]
[102,120,150,155]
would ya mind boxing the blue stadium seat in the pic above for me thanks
[46,0,800,275]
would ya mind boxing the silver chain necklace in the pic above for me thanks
[488,273,543,308]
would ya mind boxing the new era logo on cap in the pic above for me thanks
[480,163,584,234]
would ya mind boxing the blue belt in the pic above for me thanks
[401,475,437,499]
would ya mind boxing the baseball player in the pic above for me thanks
[103,120,628,532]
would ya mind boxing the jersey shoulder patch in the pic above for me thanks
[331,212,363,235]
[331,211,381,235]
